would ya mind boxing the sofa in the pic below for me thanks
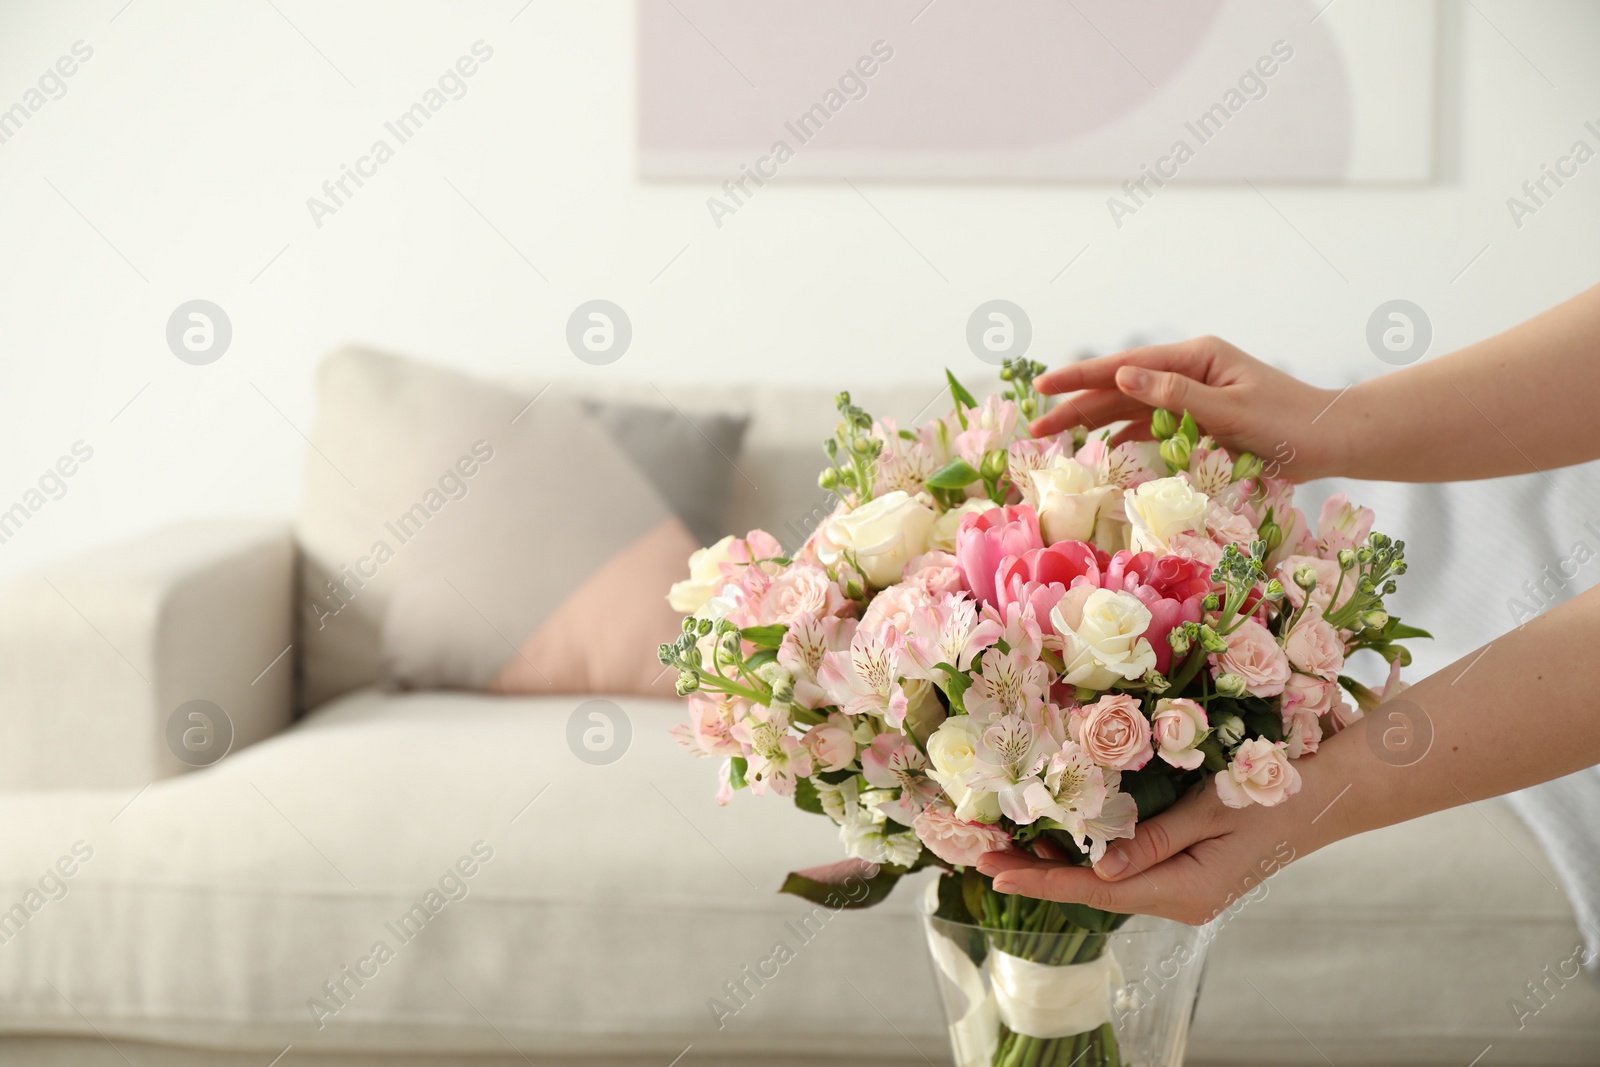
[2,352,1598,1067]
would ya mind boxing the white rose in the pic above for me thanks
[1124,476,1209,553]
[927,716,1000,822]
[830,490,937,588]
[1030,456,1116,545]
[667,534,736,614]
[926,498,993,553]
[1051,587,1157,690]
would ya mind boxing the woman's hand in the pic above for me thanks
[1027,336,1346,483]
[976,775,1327,926]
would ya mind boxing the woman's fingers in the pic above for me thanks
[1028,388,1149,437]
[976,853,1157,914]
[1034,342,1211,396]
[1092,787,1222,881]
[1112,366,1227,422]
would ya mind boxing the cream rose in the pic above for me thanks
[1211,619,1291,697]
[1030,456,1116,545]
[1215,738,1301,808]
[1124,476,1209,553]
[667,535,736,614]
[830,490,937,588]
[1052,587,1157,690]
[1152,697,1209,770]
[927,716,1000,822]
[1074,693,1154,770]
[927,499,994,553]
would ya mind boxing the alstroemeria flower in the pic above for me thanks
[905,593,1002,678]
[777,614,858,709]
[964,647,1050,722]
[817,628,913,726]
[1019,741,1110,836]
[968,714,1049,823]
[732,704,812,798]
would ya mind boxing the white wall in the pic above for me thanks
[0,0,1597,575]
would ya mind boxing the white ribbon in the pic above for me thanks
[923,883,999,1067]
[990,948,1123,1039]
[923,883,1123,1058]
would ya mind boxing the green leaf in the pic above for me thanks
[1242,708,1285,744]
[925,458,982,489]
[1337,674,1381,713]
[740,624,788,650]
[744,649,778,672]
[793,776,824,815]
[933,662,972,714]
[962,867,991,925]
[1367,642,1413,667]
[1376,618,1433,642]
[727,756,748,791]
[1121,768,1179,821]
[1052,900,1121,933]
[946,369,979,410]
[780,858,902,910]
[1178,410,1199,447]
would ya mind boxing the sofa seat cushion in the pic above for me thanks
[0,690,1595,1064]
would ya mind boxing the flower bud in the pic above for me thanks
[1214,712,1246,746]
[980,449,1009,481]
[1198,626,1229,654]
[1159,434,1191,470]
[1262,578,1285,601]
[1293,565,1319,592]
[658,643,675,665]
[1151,407,1178,440]
[1361,609,1389,631]
[1215,673,1248,698]
[1258,518,1284,553]
[1201,593,1220,612]
[1142,669,1170,693]
[819,467,841,491]
[1168,628,1192,656]
[1337,548,1356,571]
[1231,452,1263,481]
[675,672,700,696]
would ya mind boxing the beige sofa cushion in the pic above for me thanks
[296,349,718,709]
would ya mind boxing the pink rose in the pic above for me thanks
[1072,693,1154,771]
[1206,504,1259,547]
[912,804,1013,867]
[803,712,858,772]
[756,564,846,626]
[1211,619,1290,697]
[1215,738,1301,808]
[1284,608,1344,681]
[1167,532,1224,569]
[1152,697,1208,770]
[1276,555,1354,615]
[859,582,934,639]
[1283,673,1338,717]
[955,505,1043,607]
[1282,708,1322,758]
[904,551,966,599]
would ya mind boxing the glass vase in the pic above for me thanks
[922,904,1213,1067]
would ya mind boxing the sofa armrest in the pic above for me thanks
[0,520,295,790]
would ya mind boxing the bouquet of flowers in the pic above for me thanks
[663,363,1424,1066]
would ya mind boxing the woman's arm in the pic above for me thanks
[1029,282,1600,484]
[977,582,1600,924]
